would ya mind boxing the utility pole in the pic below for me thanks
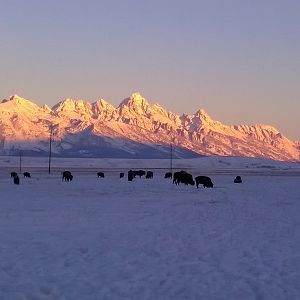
[170,143,173,174]
[48,126,53,174]
[19,149,22,173]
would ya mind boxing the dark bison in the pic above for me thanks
[173,171,195,186]
[23,172,31,178]
[120,172,124,178]
[164,172,172,179]
[195,176,214,188]
[234,176,242,183]
[146,171,153,179]
[62,171,73,182]
[11,172,17,178]
[97,172,105,178]
[133,170,146,178]
[128,170,134,181]
[13,175,20,185]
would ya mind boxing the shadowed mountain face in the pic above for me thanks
[0,93,299,161]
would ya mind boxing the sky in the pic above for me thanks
[0,0,299,140]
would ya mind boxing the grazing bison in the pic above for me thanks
[173,171,195,186]
[23,172,31,178]
[164,172,172,179]
[13,175,20,185]
[97,172,105,178]
[11,172,17,178]
[133,170,146,178]
[234,176,242,183]
[195,176,214,188]
[62,171,73,182]
[120,172,124,178]
[146,171,153,179]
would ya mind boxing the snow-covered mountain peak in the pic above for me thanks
[0,94,41,112]
[255,124,280,134]
[119,92,150,109]
[93,99,115,110]
[9,94,25,101]
[0,93,299,161]
[42,104,52,112]
[194,108,213,122]
[5,94,33,105]
[180,109,219,129]
[130,92,147,103]
[92,99,116,119]
[53,98,79,111]
[52,98,92,115]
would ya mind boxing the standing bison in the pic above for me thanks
[146,171,153,179]
[62,171,73,182]
[133,170,146,178]
[173,171,195,186]
[23,172,31,178]
[97,172,105,178]
[164,172,172,179]
[11,172,19,184]
[11,172,17,178]
[13,175,20,185]
[234,176,242,183]
[128,170,134,181]
[120,172,124,178]
[195,176,214,188]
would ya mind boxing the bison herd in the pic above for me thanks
[63,170,242,190]
[10,171,32,185]
[9,169,243,188]
[172,171,214,188]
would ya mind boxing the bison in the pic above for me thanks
[128,170,134,181]
[97,172,105,178]
[13,175,20,185]
[62,171,73,182]
[120,172,124,178]
[164,172,172,179]
[11,172,17,178]
[23,172,31,178]
[173,171,195,186]
[195,176,214,188]
[234,176,242,183]
[146,171,153,179]
[133,170,146,178]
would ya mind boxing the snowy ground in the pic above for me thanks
[1,156,300,300]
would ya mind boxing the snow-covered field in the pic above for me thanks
[1,156,300,300]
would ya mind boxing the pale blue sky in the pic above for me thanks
[0,0,299,139]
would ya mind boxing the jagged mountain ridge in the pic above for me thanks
[0,93,299,160]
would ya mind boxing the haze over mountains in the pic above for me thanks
[0,93,299,161]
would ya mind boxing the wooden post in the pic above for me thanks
[170,143,173,174]
[48,127,53,174]
[19,149,22,173]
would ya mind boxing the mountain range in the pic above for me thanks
[0,93,299,161]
